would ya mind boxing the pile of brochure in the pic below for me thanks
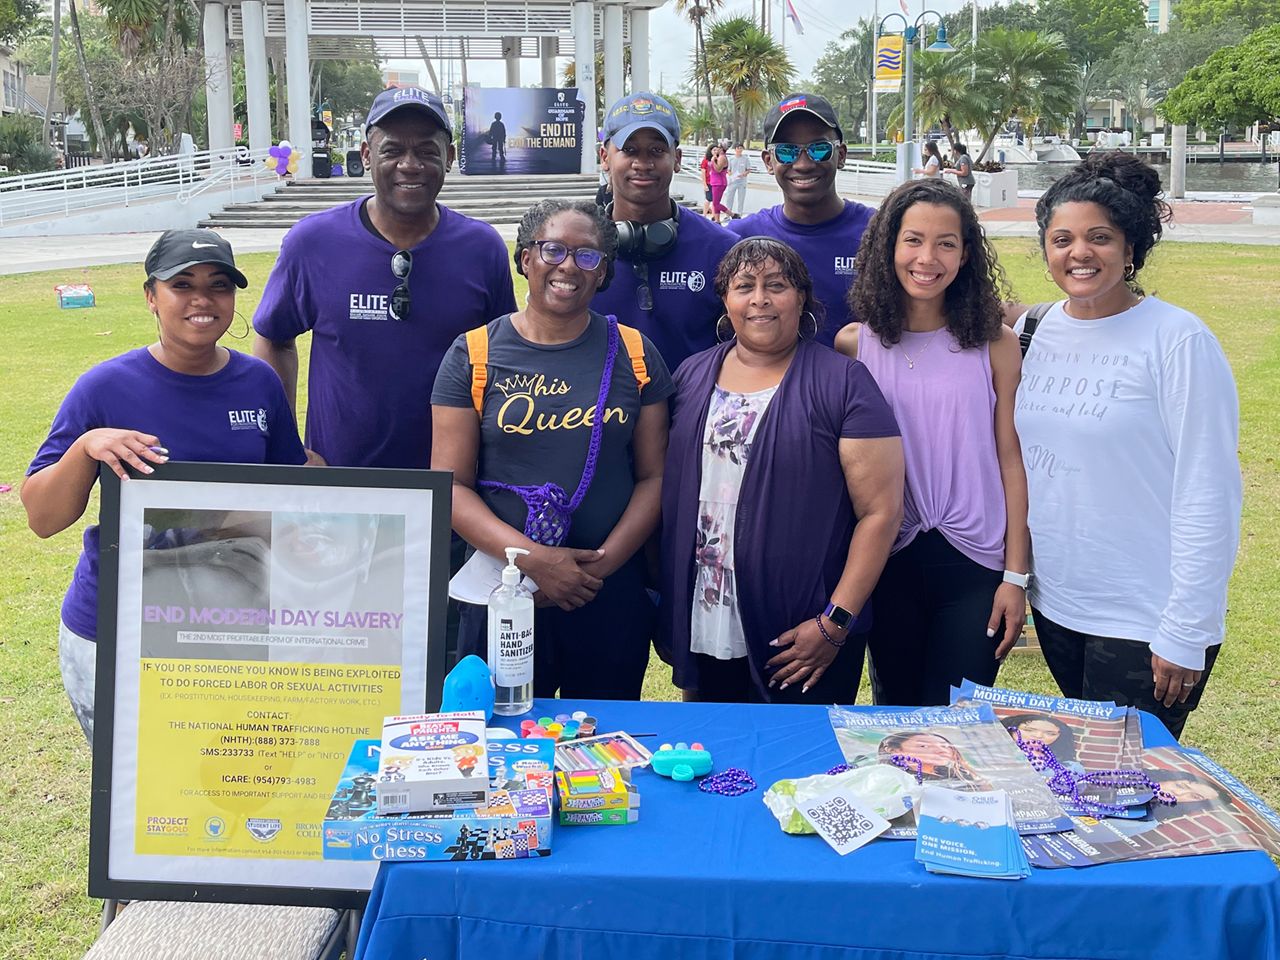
[914,786,1031,880]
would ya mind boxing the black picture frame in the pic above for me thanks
[89,462,452,907]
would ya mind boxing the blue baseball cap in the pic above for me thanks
[365,86,452,135]
[601,92,681,147]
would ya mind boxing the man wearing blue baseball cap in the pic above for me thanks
[728,92,875,346]
[590,92,736,369]
[253,86,516,469]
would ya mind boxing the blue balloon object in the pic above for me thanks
[440,654,495,721]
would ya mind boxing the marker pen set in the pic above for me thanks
[555,732,653,773]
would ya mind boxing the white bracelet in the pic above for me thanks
[1002,570,1030,589]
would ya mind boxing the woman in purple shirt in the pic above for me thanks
[22,230,306,742]
[661,237,904,703]
[837,179,1029,706]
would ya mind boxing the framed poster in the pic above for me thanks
[89,463,452,906]
[459,86,583,175]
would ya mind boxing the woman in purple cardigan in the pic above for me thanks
[660,237,904,703]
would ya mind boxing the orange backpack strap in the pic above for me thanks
[616,323,650,391]
[465,326,489,417]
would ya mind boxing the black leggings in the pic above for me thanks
[1031,607,1220,741]
[866,530,1004,706]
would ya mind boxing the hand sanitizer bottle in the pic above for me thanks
[488,547,534,716]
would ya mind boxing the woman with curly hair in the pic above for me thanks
[1015,152,1240,740]
[835,178,1029,706]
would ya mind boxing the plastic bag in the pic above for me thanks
[763,765,918,835]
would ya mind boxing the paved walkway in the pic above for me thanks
[2,177,1277,276]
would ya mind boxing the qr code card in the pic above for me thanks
[800,787,891,856]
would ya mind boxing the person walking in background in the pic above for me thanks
[729,93,875,347]
[723,143,750,219]
[946,141,976,200]
[699,145,714,218]
[1015,152,1241,740]
[838,179,1029,706]
[913,140,943,179]
[252,86,516,469]
[22,231,307,743]
[707,145,730,224]
[661,237,903,703]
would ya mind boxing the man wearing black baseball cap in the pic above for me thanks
[728,92,875,346]
[590,92,737,369]
[253,85,516,470]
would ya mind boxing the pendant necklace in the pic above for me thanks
[900,328,942,369]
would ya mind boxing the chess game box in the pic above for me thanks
[323,740,553,861]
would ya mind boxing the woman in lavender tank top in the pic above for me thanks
[837,179,1030,706]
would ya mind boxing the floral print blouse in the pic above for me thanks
[690,383,778,659]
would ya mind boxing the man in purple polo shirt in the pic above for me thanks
[590,92,737,370]
[253,86,516,468]
[729,92,875,348]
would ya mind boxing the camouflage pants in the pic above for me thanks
[1031,608,1221,741]
[59,620,95,745]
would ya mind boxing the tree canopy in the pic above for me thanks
[0,0,40,45]
[705,14,794,143]
[1173,0,1280,31]
[1162,23,1280,128]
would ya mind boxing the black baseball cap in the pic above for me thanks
[144,229,248,288]
[763,92,844,144]
[365,86,453,135]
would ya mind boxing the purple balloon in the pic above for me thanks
[276,159,289,175]
[270,145,286,159]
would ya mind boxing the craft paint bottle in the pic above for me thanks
[488,547,535,716]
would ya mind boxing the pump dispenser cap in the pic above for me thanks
[502,547,530,585]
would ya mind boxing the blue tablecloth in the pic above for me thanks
[354,699,1280,960]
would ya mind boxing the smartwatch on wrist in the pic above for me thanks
[823,601,854,631]
[1002,570,1030,589]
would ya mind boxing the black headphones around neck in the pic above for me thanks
[607,200,681,263]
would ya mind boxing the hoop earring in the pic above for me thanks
[799,311,819,341]
[1044,268,1054,283]
[1123,262,1136,282]
[228,310,250,340]
[715,314,734,343]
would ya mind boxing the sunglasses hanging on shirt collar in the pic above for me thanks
[389,249,412,321]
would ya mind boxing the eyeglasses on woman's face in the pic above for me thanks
[533,240,606,271]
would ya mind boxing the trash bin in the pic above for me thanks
[311,118,332,179]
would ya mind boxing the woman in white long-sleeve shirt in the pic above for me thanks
[1015,152,1241,740]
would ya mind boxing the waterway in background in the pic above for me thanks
[1013,160,1280,194]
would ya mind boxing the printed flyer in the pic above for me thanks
[94,467,447,900]
[828,705,1073,838]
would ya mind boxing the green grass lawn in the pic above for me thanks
[2,240,1278,955]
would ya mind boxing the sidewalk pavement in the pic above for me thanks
[2,178,1277,277]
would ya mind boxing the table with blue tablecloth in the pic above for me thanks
[353,699,1280,960]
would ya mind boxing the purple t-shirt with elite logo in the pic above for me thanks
[253,199,517,468]
[590,207,737,370]
[729,200,876,346]
[27,347,307,640]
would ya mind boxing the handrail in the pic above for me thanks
[0,147,281,226]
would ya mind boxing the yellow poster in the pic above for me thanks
[135,657,400,858]
[875,35,904,94]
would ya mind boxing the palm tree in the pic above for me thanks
[886,47,987,148]
[42,0,61,146]
[66,0,111,159]
[705,16,794,143]
[674,0,724,119]
[972,28,1078,162]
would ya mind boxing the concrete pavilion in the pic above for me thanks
[200,0,670,177]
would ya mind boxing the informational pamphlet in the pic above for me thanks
[915,786,1030,879]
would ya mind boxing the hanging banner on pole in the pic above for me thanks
[875,35,905,94]
[460,87,584,175]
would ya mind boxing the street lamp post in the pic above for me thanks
[878,10,955,180]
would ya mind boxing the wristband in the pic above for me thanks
[823,601,854,631]
[1002,570,1030,589]
[815,615,846,649]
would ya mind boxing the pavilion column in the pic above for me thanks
[284,0,313,179]
[504,36,521,87]
[201,1,234,152]
[1170,124,1188,199]
[629,9,650,93]
[572,0,597,174]
[603,3,624,111]
[540,37,559,88]
[241,0,273,151]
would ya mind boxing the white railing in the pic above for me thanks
[0,147,281,226]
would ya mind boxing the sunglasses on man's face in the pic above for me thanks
[770,140,838,165]
[389,249,412,321]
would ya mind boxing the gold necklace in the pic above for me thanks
[899,328,942,369]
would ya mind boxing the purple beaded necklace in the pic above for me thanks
[1012,730,1177,818]
[479,316,620,546]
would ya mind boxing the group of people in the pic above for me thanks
[699,142,751,223]
[25,85,1240,746]
[913,139,976,199]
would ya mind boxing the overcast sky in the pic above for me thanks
[389,0,975,92]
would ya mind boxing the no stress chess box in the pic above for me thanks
[487,737,556,793]
[324,740,554,862]
[375,710,489,814]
